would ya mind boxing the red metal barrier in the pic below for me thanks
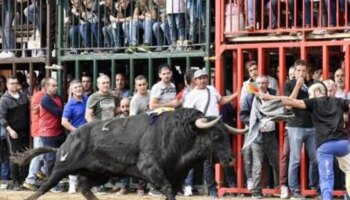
[215,43,350,197]
[222,0,350,37]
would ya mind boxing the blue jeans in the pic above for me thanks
[187,0,205,43]
[112,22,123,48]
[1,160,10,180]
[41,134,66,176]
[287,127,318,193]
[288,0,311,26]
[152,21,171,46]
[247,0,277,28]
[317,140,350,200]
[2,8,15,50]
[79,23,92,48]
[25,137,45,185]
[184,168,194,186]
[131,19,153,46]
[69,25,80,48]
[167,13,185,44]
[91,23,104,48]
[102,25,114,47]
[24,3,40,31]
[122,22,131,46]
[79,22,104,48]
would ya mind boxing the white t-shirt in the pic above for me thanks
[130,92,150,116]
[183,86,221,117]
[166,0,186,14]
[150,81,177,104]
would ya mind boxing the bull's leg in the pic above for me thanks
[24,170,68,200]
[77,175,109,200]
[138,156,176,200]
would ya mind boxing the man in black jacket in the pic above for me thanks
[0,75,30,190]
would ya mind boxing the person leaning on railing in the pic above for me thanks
[152,0,171,52]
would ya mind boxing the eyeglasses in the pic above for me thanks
[8,82,18,85]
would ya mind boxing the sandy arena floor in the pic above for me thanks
[0,191,343,200]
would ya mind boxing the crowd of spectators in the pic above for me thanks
[0,58,349,200]
[65,0,208,54]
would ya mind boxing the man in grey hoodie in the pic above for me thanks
[0,75,30,190]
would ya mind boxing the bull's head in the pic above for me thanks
[194,116,239,167]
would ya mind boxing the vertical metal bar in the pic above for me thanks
[57,0,63,62]
[336,0,339,27]
[301,45,307,60]
[130,59,135,92]
[75,60,80,79]
[148,58,154,88]
[217,0,224,43]
[236,47,244,189]
[327,0,330,27]
[322,45,329,79]
[93,60,98,91]
[278,47,286,184]
[186,56,191,71]
[346,0,349,28]
[310,0,314,27]
[345,44,350,92]
[261,0,264,30]
[258,48,264,74]
[205,0,211,76]
[29,63,34,96]
[111,60,116,87]
[46,0,52,67]
[302,0,305,27]
[58,67,63,96]
[167,57,172,67]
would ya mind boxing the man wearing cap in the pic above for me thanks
[183,69,237,198]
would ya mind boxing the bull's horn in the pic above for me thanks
[195,116,221,129]
[224,124,249,135]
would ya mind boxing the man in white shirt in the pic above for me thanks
[183,69,237,199]
[149,64,180,110]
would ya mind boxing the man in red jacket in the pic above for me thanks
[39,78,64,192]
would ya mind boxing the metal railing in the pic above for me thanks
[222,0,350,38]
[58,0,210,55]
[0,0,53,61]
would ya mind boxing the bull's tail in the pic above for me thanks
[10,147,57,166]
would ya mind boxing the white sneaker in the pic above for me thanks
[247,178,253,191]
[33,50,45,57]
[280,185,289,199]
[0,51,15,59]
[68,185,77,194]
[183,186,193,196]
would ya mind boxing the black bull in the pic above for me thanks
[12,108,248,200]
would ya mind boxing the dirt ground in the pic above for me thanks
[0,191,224,200]
[0,191,344,200]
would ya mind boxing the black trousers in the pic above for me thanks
[6,129,30,184]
